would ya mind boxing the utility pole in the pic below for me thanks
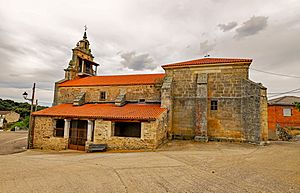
[22,83,36,149]
[35,99,38,112]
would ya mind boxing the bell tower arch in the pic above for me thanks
[64,27,99,80]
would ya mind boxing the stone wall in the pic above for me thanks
[164,65,250,140]
[206,67,247,140]
[33,116,68,150]
[241,79,268,142]
[165,68,197,138]
[260,88,268,141]
[3,111,20,123]
[93,112,167,149]
[56,84,161,105]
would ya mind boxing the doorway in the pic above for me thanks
[68,120,88,151]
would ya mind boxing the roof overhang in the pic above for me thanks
[32,103,166,121]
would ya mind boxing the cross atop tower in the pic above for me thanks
[83,25,88,39]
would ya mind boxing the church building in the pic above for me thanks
[32,32,268,151]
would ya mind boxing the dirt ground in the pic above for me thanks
[0,131,27,155]
[0,132,299,193]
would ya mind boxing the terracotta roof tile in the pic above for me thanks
[32,103,166,120]
[59,73,165,87]
[162,58,252,68]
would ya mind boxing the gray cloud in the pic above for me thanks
[120,51,156,70]
[0,0,299,105]
[218,22,238,32]
[199,40,216,55]
[235,16,268,38]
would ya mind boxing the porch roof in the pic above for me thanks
[32,103,166,121]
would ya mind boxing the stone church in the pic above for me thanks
[32,32,268,151]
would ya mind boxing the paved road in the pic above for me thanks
[0,131,27,155]
[0,140,299,193]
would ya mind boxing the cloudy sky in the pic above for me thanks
[0,0,300,106]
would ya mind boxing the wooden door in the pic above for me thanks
[68,120,87,151]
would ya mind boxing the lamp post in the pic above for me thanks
[23,83,36,149]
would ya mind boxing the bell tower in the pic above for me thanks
[64,26,99,80]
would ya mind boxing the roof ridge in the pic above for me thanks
[97,73,165,77]
[162,57,253,68]
[59,73,165,87]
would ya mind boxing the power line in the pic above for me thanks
[250,68,300,79]
[268,91,300,94]
[268,88,300,98]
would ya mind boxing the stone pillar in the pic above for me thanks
[161,76,173,139]
[195,73,208,142]
[141,123,145,140]
[87,120,93,142]
[81,60,84,73]
[64,119,71,139]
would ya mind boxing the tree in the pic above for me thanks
[10,116,30,130]
[295,102,300,111]
[0,98,48,119]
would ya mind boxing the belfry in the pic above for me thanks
[64,28,99,80]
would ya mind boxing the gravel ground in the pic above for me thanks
[0,138,299,193]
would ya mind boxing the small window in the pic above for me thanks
[283,108,292,117]
[211,100,218,110]
[139,99,145,103]
[54,119,64,137]
[100,91,106,100]
[114,122,141,138]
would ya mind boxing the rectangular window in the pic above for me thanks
[283,108,292,117]
[54,119,64,137]
[211,100,218,110]
[100,91,106,100]
[139,99,145,103]
[114,122,141,138]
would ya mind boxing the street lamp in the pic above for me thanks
[22,92,29,100]
[23,83,36,149]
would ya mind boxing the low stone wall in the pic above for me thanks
[33,116,68,150]
[93,112,167,149]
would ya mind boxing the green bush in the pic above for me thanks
[10,116,30,131]
[295,102,300,111]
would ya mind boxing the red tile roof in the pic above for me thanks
[32,103,166,120]
[162,58,252,68]
[59,73,165,87]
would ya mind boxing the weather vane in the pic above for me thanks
[84,25,88,32]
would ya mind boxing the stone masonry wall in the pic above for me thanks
[57,84,161,105]
[164,65,253,140]
[93,112,167,149]
[33,116,68,150]
[241,79,267,142]
[166,68,197,138]
[206,67,248,140]
[3,111,20,123]
[260,88,268,141]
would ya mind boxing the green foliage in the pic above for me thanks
[0,98,48,119]
[295,102,300,111]
[10,116,30,131]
